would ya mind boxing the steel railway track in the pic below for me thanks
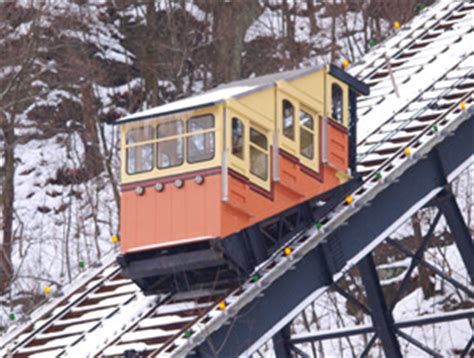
[0,1,472,356]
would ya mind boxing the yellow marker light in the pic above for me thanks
[111,235,119,244]
[404,147,412,156]
[342,59,350,69]
[460,101,466,110]
[218,301,227,311]
[283,246,293,256]
[346,195,353,204]
[394,21,401,29]
[43,286,51,295]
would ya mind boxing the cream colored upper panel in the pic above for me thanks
[289,70,326,111]
[236,87,276,126]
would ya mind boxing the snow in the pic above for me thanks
[356,30,473,141]
[121,327,177,342]
[62,294,158,357]
[138,314,194,329]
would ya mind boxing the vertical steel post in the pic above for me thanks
[437,190,474,282]
[359,253,402,358]
[273,325,293,358]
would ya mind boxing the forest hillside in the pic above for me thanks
[3,0,463,337]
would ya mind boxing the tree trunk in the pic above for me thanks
[330,1,337,63]
[0,111,14,292]
[212,0,260,85]
[145,0,159,107]
[81,81,104,179]
[307,0,318,36]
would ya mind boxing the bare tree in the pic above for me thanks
[0,2,43,292]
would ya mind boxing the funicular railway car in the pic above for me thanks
[113,65,369,293]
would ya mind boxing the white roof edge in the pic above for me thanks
[114,65,327,125]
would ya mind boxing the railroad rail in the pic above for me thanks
[0,0,472,356]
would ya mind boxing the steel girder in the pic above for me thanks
[358,253,402,358]
[272,325,293,358]
[436,189,474,282]
[289,309,474,344]
[190,115,473,357]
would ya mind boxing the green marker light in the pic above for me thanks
[251,274,261,282]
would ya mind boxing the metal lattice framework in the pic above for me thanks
[268,189,473,358]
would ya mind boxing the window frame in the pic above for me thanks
[331,83,344,124]
[231,116,245,161]
[124,125,155,175]
[249,126,270,182]
[299,108,315,161]
[298,106,320,172]
[156,119,185,169]
[226,107,272,191]
[186,115,216,164]
[282,99,295,141]
[122,113,217,179]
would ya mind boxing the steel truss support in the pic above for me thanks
[289,308,474,344]
[273,324,312,358]
[388,210,442,309]
[333,283,371,315]
[273,325,292,358]
[387,238,474,298]
[461,335,473,358]
[358,253,402,358]
[435,189,474,282]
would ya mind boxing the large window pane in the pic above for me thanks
[250,127,268,150]
[250,147,268,181]
[332,84,343,123]
[300,110,314,130]
[300,129,314,159]
[126,126,154,175]
[126,145,153,174]
[188,115,214,132]
[156,120,184,169]
[249,127,268,181]
[232,117,244,159]
[300,109,314,159]
[187,115,215,163]
[282,100,295,140]
[126,126,154,144]
[157,120,184,138]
